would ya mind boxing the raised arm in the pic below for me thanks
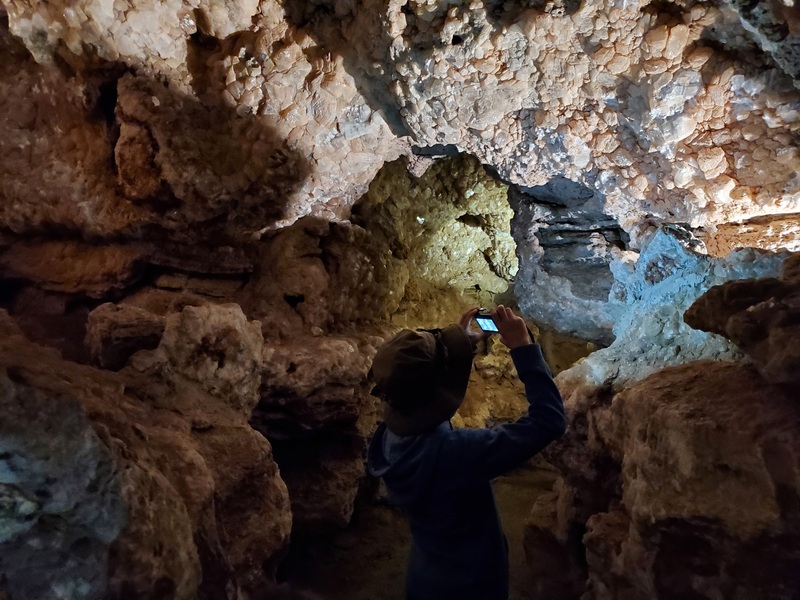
[437,306,567,483]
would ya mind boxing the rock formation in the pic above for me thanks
[525,261,800,600]
[0,306,291,599]
[1,0,798,342]
[685,253,800,385]
[0,0,799,598]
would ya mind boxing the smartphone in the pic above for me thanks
[474,309,499,332]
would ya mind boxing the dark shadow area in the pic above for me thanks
[283,0,410,138]
[0,283,101,364]
[0,16,311,363]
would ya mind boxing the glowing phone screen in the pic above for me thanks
[475,317,499,332]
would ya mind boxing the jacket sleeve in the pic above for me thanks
[439,343,567,484]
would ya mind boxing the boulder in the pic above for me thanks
[685,253,800,385]
[0,306,291,599]
[532,360,800,600]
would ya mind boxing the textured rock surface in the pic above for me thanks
[0,0,798,362]
[85,303,166,370]
[0,307,291,599]
[530,360,800,600]
[0,242,148,297]
[685,253,800,385]
[1,0,800,595]
[509,179,627,343]
[252,334,379,532]
[557,227,791,388]
[352,153,518,327]
[1,0,799,243]
[288,0,800,242]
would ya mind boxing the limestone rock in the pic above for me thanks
[557,228,791,388]
[85,303,165,370]
[352,154,517,328]
[240,217,407,337]
[523,487,586,600]
[0,25,153,239]
[535,360,800,600]
[3,1,800,249]
[723,0,800,85]
[0,242,148,298]
[251,332,379,531]
[509,178,627,344]
[271,435,366,534]
[115,74,311,238]
[454,337,530,429]
[0,308,291,599]
[256,336,376,435]
[685,253,800,384]
[154,304,266,418]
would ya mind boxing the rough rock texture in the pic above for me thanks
[0,0,798,365]
[556,227,791,387]
[352,153,518,327]
[685,253,800,385]
[289,0,800,242]
[724,0,800,84]
[2,0,800,594]
[0,306,292,599]
[252,334,379,533]
[0,242,149,297]
[510,178,628,344]
[85,303,166,370]
[2,0,799,243]
[528,360,800,600]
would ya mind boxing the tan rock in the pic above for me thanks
[86,302,166,370]
[684,254,800,385]
[0,242,148,298]
[0,309,291,598]
[523,482,587,600]
[157,304,265,417]
[696,147,728,179]
[538,359,800,599]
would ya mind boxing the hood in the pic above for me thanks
[367,421,448,506]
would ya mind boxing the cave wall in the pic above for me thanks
[1,0,798,343]
[525,255,800,600]
[0,0,799,598]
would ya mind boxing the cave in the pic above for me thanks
[1,1,799,600]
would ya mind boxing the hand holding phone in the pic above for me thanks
[491,305,532,349]
[474,309,499,333]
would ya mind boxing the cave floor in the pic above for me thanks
[282,462,558,600]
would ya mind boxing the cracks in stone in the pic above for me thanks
[186,25,221,100]
[283,294,305,310]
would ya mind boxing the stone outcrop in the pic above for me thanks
[0,242,149,297]
[85,303,166,370]
[0,306,292,599]
[509,178,627,344]
[527,359,800,600]
[1,1,800,596]
[685,253,800,385]
[0,0,798,369]
[2,0,799,247]
[352,153,518,327]
[556,228,791,388]
[251,334,379,533]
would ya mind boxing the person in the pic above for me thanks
[366,305,567,600]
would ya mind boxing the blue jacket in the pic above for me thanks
[367,344,567,600]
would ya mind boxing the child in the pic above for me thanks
[367,306,566,600]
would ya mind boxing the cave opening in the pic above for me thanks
[274,151,601,598]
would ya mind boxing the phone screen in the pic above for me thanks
[475,316,499,332]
